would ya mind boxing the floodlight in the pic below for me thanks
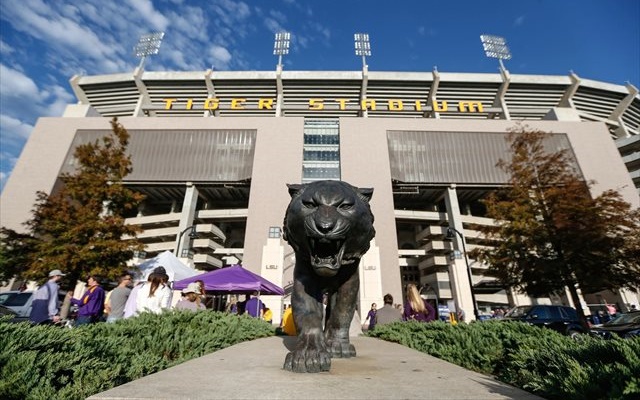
[134,32,165,70]
[274,31,291,68]
[480,34,511,70]
[354,33,371,68]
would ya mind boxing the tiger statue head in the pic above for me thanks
[283,180,375,278]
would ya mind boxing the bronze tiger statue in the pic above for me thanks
[282,180,376,373]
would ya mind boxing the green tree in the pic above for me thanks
[23,118,145,285]
[0,227,37,285]
[472,126,640,323]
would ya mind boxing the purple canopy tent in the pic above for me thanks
[173,265,284,296]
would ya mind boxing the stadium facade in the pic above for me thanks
[1,66,639,322]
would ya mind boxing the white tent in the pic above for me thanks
[137,251,202,282]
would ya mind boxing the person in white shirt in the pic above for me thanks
[136,267,172,314]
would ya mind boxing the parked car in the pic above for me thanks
[590,311,640,339]
[503,305,587,338]
[0,304,19,318]
[0,291,15,305]
[1,290,73,323]
[1,302,30,322]
[2,291,35,319]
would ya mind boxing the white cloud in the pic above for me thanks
[296,35,309,49]
[210,45,232,70]
[165,48,191,70]
[0,64,74,127]
[212,0,252,27]
[0,148,19,193]
[0,64,39,98]
[0,114,33,141]
[0,0,118,62]
[264,17,285,34]
[0,40,15,55]
[125,0,170,31]
[167,6,208,41]
[269,10,287,24]
[514,16,525,26]
[43,85,75,117]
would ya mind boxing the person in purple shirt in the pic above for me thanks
[71,275,106,325]
[402,283,436,322]
[244,291,265,318]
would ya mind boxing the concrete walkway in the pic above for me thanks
[89,336,543,400]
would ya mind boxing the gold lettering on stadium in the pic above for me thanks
[162,98,484,112]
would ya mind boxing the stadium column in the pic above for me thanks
[133,67,151,117]
[275,64,284,117]
[175,183,199,258]
[444,185,476,321]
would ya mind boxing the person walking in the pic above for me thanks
[403,283,436,322]
[71,275,106,325]
[364,303,377,331]
[105,273,133,323]
[375,294,403,326]
[29,269,65,325]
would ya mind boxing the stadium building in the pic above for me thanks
[1,63,639,322]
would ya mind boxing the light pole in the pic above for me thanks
[446,227,480,321]
[354,33,371,69]
[176,225,198,258]
[273,31,290,69]
[480,34,511,71]
[134,32,165,70]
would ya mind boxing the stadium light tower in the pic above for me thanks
[480,34,511,71]
[354,33,371,69]
[274,31,291,69]
[134,32,165,70]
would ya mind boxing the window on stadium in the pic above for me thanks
[302,119,340,183]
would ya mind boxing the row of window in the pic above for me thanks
[303,120,341,181]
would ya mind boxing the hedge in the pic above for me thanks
[0,312,274,400]
[3,314,639,400]
[367,320,640,400]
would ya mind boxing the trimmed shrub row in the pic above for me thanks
[3,314,638,399]
[0,312,274,400]
[367,320,640,400]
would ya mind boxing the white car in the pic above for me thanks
[1,291,35,319]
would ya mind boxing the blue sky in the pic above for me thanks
[1,0,639,192]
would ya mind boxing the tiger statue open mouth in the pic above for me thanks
[282,180,375,373]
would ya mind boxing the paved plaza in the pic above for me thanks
[89,336,543,400]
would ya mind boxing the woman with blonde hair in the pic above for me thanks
[402,283,436,322]
[226,294,238,314]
